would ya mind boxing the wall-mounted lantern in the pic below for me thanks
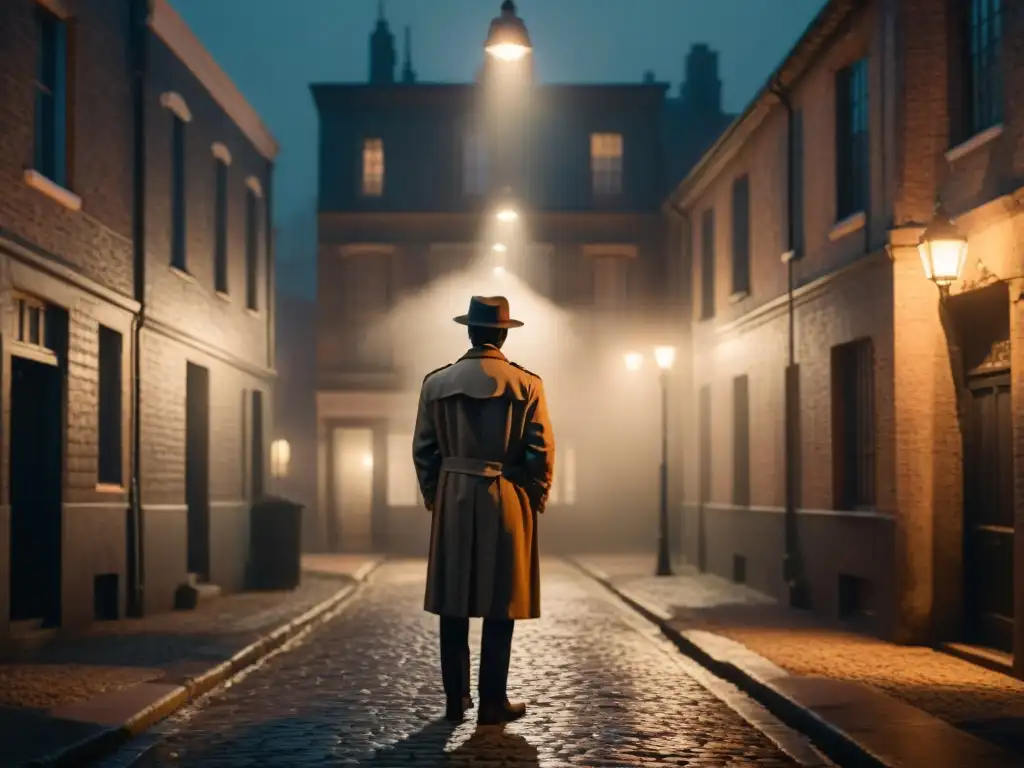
[918,201,968,298]
[270,439,291,479]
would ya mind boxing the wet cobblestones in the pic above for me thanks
[126,560,805,766]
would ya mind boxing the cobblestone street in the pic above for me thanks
[108,560,823,767]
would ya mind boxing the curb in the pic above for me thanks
[567,557,889,768]
[25,557,385,768]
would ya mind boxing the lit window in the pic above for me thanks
[362,138,384,196]
[33,6,70,187]
[590,133,623,195]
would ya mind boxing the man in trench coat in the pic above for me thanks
[412,295,555,725]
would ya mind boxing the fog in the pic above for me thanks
[348,228,668,554]
[311,50,673,556]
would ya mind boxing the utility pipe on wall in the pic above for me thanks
[770,82,809,610]
[127,0,153,618]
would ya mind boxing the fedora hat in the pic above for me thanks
[453,295,524,328]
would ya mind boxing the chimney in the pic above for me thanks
[369,0,396,84]
[681,43,722,115]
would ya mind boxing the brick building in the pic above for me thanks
[668,0,1024,672]
[312,4,731,556]
[0,0,276,643]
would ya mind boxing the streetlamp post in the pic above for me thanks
[626,346,677,577]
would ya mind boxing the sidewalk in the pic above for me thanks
[0,554,382,767]
[571,555,1024,768]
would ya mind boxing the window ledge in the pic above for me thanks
[245,307,260,318]
[828,211,866,242]
[781,249,800,263]
[24,169,82,211]
[945,123,1004,164]
[95,483,126,494]
[169,265,196,283]
[215,290,231,303]
[729,290,750,304]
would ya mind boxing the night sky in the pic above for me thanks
[172,0,827,297]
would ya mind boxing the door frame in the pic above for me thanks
[961,367,1013,653]
[323,418,388,552]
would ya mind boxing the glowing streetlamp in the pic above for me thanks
[362,453,374,470]
[496,208,519,222]
[493,265,506,277]
[625,345,677,576]
[492,242,507,253]
[918,201,968,298]
[654,346,676,371]
[484,0,532,62]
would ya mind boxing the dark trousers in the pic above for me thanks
[439,617,515,703]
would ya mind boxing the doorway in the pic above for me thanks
[9,354,63,627]
[186,363,210,582]
[962,370,1013,653]
[251,390,265,500]
[331,427,374,552]
[697,385,711,572]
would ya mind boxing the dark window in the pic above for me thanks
[214,159,229,293]
[700,208,715,320]
[34,6,70,187]
[98,326,123,486]
[171,115,187,270]
[15,296,48,349]
[245,188,259,310]
[733,375,750,506]
[835,58,869,221]
[730,175,750,296]
[791,109,805,256]
[831,338,875,510]
[963,0,1003,137]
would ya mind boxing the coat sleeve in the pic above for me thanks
[412,386,442,511]
[523,379,556,514]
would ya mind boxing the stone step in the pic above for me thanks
[175,577,222,610]
[8,619,58,652]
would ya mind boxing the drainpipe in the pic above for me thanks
[770,82,809,609]
[127,0,152,618]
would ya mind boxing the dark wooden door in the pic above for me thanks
[186,363,211,581]
[963,371,1014,653]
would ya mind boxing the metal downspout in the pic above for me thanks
[127,0,152,618]
[771,82,809,609]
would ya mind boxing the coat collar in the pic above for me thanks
[459,344,507,363]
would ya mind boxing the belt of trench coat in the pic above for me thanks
[424,456,541,621]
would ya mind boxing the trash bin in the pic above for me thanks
[248,496,304,590]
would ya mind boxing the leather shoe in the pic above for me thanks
[477,699,526,725]
[445,695,473,721]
